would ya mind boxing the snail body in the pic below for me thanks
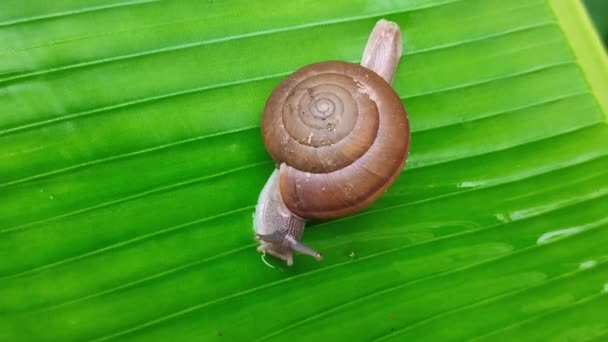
[254,20,410,265]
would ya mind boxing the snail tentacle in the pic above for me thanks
[286,235,323,261]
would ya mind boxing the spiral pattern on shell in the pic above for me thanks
[262,61,410,219]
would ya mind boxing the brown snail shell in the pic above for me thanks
[261,61,410,220]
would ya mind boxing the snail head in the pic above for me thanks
[255,231,323,267]
[253,168,323,266]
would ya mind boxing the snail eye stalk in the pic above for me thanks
[286,235,323,261]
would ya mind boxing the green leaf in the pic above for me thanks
[1,0,607,340]
[584,0,608,47]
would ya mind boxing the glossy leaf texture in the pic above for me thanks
[1,0,607,341]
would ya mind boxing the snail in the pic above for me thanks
[253,19,410,266]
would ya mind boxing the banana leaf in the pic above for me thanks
[585,0,608,46]
[1,0,607,340]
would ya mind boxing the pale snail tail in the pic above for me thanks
[360,19,403,85]
[286,235,323,261]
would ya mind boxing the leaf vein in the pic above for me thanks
[92,213,608,341]
[0,0,159,27]
[12,164,608,315]
[0,21,558,136]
